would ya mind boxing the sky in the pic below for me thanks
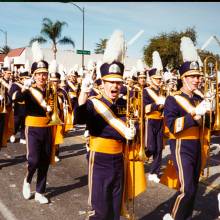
[0,2,220,59]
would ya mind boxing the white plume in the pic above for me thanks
[96,60,102,79]
[3,56,11,68]
[73,64,79,72]
[68,68,74,76]
[19,66,24,73]
[78,67,84,77]
[198,55,203,67]
[49,60,58,75]
[87,60,95,71]
[163,71,173,83]
[152,51,163,71]
[25,60,30,72]
[31,41,44,62]
[103,30,125,64]
[59,64,66,81]
[180,36,198,62]
[136,59,146,72]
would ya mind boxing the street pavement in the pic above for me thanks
[0,127,219,220]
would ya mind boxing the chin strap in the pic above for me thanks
[183,77,194,92]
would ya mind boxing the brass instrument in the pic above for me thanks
[46,81,63,126]
[0,79,7,113]
[201,55,219,178]
[121,85,147,220]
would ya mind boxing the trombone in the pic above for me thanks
[201,55,219,178]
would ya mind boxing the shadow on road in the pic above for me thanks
[46,175,88,199]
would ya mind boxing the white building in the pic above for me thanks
[6,47,139,73]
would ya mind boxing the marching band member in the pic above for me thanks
[144,51,165,183]
[136,59,147,88]
[75,30,136,220]
[16,42,53,204]
[8,65,30,144]
[0,56,14,149]
[163,37,213,220]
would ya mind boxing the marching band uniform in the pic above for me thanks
[144,68,164,183]
[8,70,30,144]
[75,30,136,220]
[17,42,53,204]
[163,37,212,220]
[0,63,14,148]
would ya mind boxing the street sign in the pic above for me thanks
[77,50,91,55]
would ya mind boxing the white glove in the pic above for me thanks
[194,100,210,116]
[23,78,33,89]
[46,105,52,112]
[81,77,93,93]
[156,97,166,105]
[0,95,3,101]
[125,126,136,140]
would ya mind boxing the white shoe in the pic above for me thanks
[55,156,60,162]
[10,135,15,143]
[148,174,160,183]
[163,213,174,220]
[22,178,31,200]
[20,139,26,144]
[35,192,49,204]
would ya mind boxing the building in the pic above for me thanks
[2,46,139,73]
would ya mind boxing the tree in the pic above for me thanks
[143,27,197,69]
[94,38,108,54]
[29,17,75,59]
[0,45,11,54]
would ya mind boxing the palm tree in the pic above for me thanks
[94,38,108,54]
[0,45,11,54]
[29,17,75,59]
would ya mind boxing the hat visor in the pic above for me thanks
[33,68,48,75]
[102,77,123,82]
[181,70,203,78]
[151,75,162,79]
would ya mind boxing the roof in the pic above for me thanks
[7,48,25,57]
[0,54,6,63]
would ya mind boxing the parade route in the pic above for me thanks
[0,127,219,220]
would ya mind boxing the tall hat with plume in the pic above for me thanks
[20,60,30,78]
[58,64,66,81]
[148,51,163,78]
[31,41,48,75]
[179,36,202,78]
[100,30,125,82]
[49,59,60,81]
[3,56,12,71]
[136,59,146,78]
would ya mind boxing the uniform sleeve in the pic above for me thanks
[143,89,160,113]
[164,96,198,134]
[74,99,93,124]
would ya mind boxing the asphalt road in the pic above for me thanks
[0,127,219,220]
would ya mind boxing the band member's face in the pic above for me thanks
[151,77,162,87]
[103,80,122,100]
[138,77,146,86]
[183,75,200,91]
[34,72,48,87]
[3,71,11,80]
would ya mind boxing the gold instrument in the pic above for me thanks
[201,55,219,179]
[121,85,147,220]
[46,81,63,126]
[0,79,7,113]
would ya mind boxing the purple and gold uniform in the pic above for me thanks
[8,81,26,141]
[17,85,52,193]
[144,79,164,176]
[163,90,209,219]
[75,94,127,220]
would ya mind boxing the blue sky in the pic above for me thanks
[0,2,220,59]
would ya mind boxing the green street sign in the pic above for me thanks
[77,50,91,55]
